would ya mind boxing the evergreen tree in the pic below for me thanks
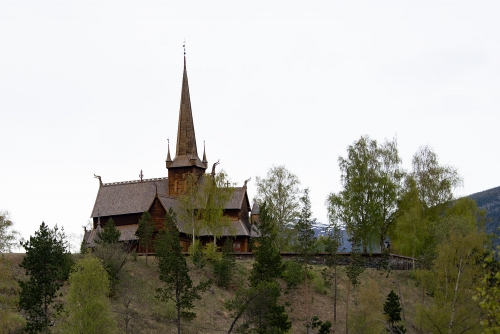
[214,238,235,288]
[19,222,72,333]
[294,188,317,332]
[97,218,120,244]
[136,211,155,265]
[155,208,211,334]
[57,255,117,334]
[226,201,291,333]
[249,202,284,287]
[225,281,292,334]
[383,290,405,333]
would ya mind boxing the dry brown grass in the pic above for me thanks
[2,254,431,333]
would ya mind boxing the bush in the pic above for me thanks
[311,271,328,295]
[282,260,305,291]
[189,239,206,269]
[203,242,221,262]
[214,240,234,289]
[93,243,130,295]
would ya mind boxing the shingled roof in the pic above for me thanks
[226,187,251,210]
[91,178,168,218]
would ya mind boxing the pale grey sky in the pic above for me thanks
[2,0,499,251]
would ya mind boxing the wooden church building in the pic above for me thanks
[86,54,258,252]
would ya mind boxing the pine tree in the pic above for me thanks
[155,208,211,334]
[294,188,317,333]
[383,290,405,333]
[226,201,291,334]
[249,202,284,287]
[214,238,235,288]
[19,222,72,333]
[136,211,155,265]
[97,218,120,244]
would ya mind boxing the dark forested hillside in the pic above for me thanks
[469,185,500,245]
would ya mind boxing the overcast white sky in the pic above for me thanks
[2,0,500,251]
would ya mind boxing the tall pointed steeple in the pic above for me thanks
[202,140,208,167]
[169,51,205,169]
[165,139,172,167]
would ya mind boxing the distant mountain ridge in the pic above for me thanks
[468,185,500,245]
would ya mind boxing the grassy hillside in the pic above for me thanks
[2,253,435,334]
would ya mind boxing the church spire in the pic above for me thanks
[169,46,206,169]
[166,138,172,167]
[202,140,208,167]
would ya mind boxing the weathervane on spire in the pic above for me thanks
[183,39,186,55]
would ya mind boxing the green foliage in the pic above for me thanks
[294,188,317,260]
[189,239,206,269]
[19,222,72,333]
[256,165,302,251]
[418,215,487,333]
[177,172,204,238]
[93,242,130,296]
[225,281,291,334]
[383,290,405,332]
[327,136,403,252]
[309,315,332,334]
[56,255,117,334]
[97,218,120,244]
[0,210,19,253]
[0,256,26,333]
[411,145,462,214]
[203,242,222,262]
[226,201,291,333]
[155,208,211,333]
[389,177,429,262]
[346,238,365,288]
[214,239,235,289]
[282,260,305,291]
[199,170,234,244]
[136,211,155,265]
[474,245,500,333]
[348,278,385,334]
[249,202,284,287]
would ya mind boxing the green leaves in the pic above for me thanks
[327,136,403,252]
[256,165,302,251]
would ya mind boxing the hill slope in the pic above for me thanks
[3,254,435,334]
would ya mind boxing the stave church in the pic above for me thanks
[85,52,258,252]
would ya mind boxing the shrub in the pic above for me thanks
[203,242,221,262]
[282,260,304,291]
[189,239,206,269]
